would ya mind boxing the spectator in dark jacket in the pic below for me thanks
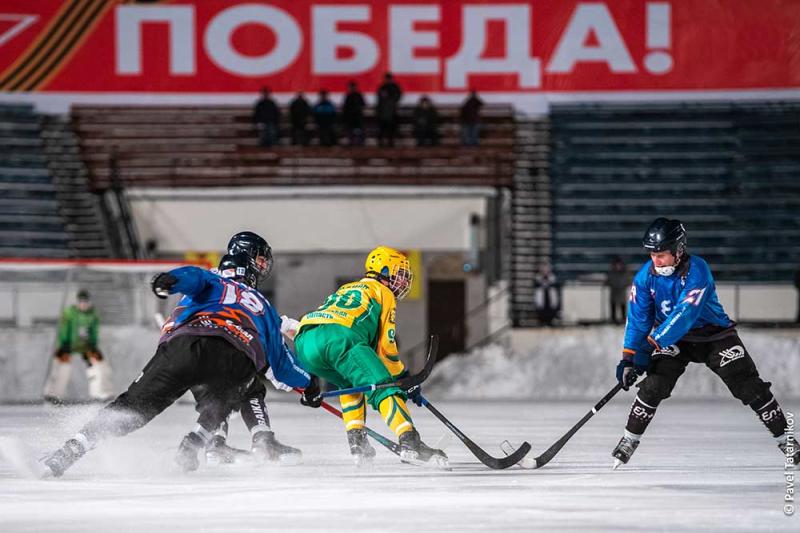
[460,90,484,146]
[342,80,366,146]
[253,87,280,147]
[289,92,311,146]
[606,256,631,325]
[313,89,337,147]
[376,72,402,147]
[413,96,439,147]
[533,264,561,326]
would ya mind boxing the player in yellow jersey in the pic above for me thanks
[295,246,447,467]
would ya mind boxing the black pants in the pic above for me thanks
[191,376,270,434]
[80,335,256,443]
[636,333,772,408]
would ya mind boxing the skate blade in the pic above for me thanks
[399,452,452,471]
[500,440,537,469]
[0,437,51,479]
[612,458,624,470]
[278,453,303,466]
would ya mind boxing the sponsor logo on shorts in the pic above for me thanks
[655,344,680,358]
[719,345,745,367]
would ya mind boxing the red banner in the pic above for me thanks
[0,0,798,94]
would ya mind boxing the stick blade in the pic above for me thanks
[479,440,532,469]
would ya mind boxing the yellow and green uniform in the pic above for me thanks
[296,277,414,437]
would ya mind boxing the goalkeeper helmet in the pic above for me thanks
[364,246,413,300]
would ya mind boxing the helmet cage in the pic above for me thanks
[227,232,273,281]
[389,265,413,300]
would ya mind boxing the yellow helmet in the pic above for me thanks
[364,246,413,300]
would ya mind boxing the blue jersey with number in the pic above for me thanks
[624,255,733,357]
[158,266,310,388]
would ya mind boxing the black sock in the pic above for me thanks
[241,395,271,434]
[750,395,787,438]
[625,395,658,436]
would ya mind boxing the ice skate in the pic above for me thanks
[399,429,449,469]
[175,432,205,472]
[346,428,376,467]
[42,438,86,478]
[612,434,640,469]
[251,431,302,465]
[205,435,250,465]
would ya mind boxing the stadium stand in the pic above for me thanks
[0,104,113,258]
[71,104,516,189]
[549,101,800,283]
[510,118,551,327]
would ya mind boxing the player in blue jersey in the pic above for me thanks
[185,232,304,467]
[41,251,314,477]
[612,218,799,468]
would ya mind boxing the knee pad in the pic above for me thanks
[733,378,773,406]
[636,376,676,407]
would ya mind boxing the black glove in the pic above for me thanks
[300,375,322,408]
[616,351,649,391]
[151,273,178,299]
[406,385,423,407]
[616,360,638,391]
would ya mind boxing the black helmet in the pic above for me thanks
[227,231,273,280]
[643,218,687,259]
[218,252,259,288]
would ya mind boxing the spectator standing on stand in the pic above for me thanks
[533,264,561,326]
[413,96,439,147]
[342,80,366,146]
[460,90,484,146]
[376,72,402,147]
[313,90,338,147]
[606,256,631,325]
[253,87,280,147]
[289,92,311,146]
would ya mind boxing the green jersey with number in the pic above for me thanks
[299,277,403,375]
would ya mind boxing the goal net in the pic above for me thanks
[0,259,190,328]
[0,259,191,403]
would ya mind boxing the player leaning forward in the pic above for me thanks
[41,251,311,477]
[295,246,448,467]
[612,218,799,468]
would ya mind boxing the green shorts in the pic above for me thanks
[295,323,404,409]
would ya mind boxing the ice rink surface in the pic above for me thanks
[0,399,796,532]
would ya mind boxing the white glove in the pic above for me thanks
[280,315,300,340]
[265,367,293,392]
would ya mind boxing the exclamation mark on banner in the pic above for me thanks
[644,2,673,74]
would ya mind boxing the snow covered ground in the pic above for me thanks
[0,399,796,532]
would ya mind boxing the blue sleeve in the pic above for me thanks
[623,266,654,356]
[169,266,215,297]
[262,305,310,388]
[651,259,713,348]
